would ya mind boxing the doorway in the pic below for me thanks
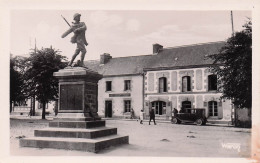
[151,101,166,115]
[182,101,192,113]
[105,101,112,117]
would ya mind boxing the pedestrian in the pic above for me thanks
[139,109,144,124]
[173,108,178,116]
[130,108,134,119]
[149,109,156,125]
[28,109,32,118]
[179,107,185,113]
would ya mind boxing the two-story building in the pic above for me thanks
[142,42,232,121]
[85,54,145,118]
[86,41,232,122]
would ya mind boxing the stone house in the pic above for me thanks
[11,98,56,116]
[86,41,232,121]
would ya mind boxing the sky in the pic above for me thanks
[10,10,251,61]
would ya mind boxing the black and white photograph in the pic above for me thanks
[1,0,260,163]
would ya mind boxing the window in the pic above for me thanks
[124,80,131,91]
[106,81,112,91]
[124,100,131,112]
[208,75,217,91]
[182,76,191,92]
[159,77,167,93]
[208,101,218,116]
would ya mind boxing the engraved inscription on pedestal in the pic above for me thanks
[53,67,102,118]
[60,84,83,111]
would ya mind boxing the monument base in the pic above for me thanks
[53,67,102,119]
[20,118,129,153]
[20,67,129,153]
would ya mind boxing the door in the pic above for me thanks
[152,101,166,115]
[182,101,192,113]
[181,101,192,120]
[208,101,218,117]
[105,101,112,117]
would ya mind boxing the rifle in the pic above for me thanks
[60,15,88,46]
[61,15,71,27]
[61,15,78,38]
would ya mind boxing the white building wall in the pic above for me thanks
[98,75,143,118]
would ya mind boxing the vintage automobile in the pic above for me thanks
[171,108,207,125]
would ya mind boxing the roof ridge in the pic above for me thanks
[84,41,225,62]
[85,59,99,62]
[163,41,225,50]
[108,54,154,60]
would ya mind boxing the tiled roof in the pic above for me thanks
[84,41,225,76]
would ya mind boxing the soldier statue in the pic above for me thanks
[61,13,88,67]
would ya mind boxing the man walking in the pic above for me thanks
[149,109,156,125]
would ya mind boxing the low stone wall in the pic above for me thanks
[235,108,251,128]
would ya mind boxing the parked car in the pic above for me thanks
[171,108,207,125]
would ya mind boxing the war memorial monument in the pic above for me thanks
[19,13,129,153]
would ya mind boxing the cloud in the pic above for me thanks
[89,11,123,28]
[28,21,63,51]
[135,24,231,44]
[126,19,140,32]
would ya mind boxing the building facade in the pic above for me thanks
[12,98,56,116]
[143,67,232,121]
[86,41,232,121]
[98,75,143,118]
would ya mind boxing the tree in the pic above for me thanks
[209,20,252,109]
[24,47,67,119]
[10,55,25,112]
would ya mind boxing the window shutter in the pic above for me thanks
[168,102,171,106]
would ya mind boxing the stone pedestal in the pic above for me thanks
[53,67,102,119]
[19,67,129,153]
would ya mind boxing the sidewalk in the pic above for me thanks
[10,115,234,127]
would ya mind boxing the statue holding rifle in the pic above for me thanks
[61,13,88,67]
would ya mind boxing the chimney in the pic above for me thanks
[100,53,112,64]
[153,43,163,54]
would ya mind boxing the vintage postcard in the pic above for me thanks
[1,0,259,163]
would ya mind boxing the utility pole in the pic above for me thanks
[35,38,37,53]
[32,38,37,116]
[231,11,235,36]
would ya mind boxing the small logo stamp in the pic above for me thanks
[221,142,241,152]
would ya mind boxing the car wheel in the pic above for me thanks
[172,117,179,124]
[196,119,203,126]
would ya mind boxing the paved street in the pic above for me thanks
[10,117,251,158]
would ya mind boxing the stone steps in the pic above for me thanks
[49,120,106,128]
[53,117,101,121]
[34,127,117,139]
[20,134,129,153]
[20,119,129,153]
